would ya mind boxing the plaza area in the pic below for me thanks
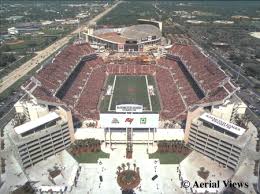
[3,142,255,194]
[71,144,242,194]
[73,144,177,194]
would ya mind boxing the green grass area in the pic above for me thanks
[149,152,186,164]
[110,75,150,110]
[73,151,110,163]
[98,1,159,26]
[0,54,35,79]
[100,75,161,112]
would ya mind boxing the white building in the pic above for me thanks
[8,102,75,169]
[8,27,19,35]
[184,106,253,171]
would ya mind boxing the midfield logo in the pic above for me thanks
[140,118,147,124]
[125,118,134,124]
[111,118,119,124]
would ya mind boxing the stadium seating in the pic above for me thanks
[155,67,186,120]
[167,44,238,107]
[75,66,106,120]
[158,58,201,107]
[26,42,237,122]
[31,43,105,119]
[170,45,227,94]
[35,43,95,96]
[106,64,156,75]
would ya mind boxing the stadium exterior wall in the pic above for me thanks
[86,34,161,52]
[184,108,253,171]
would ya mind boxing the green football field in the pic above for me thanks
[100,75,161,112]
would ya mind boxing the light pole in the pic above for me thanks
[236,63,244,82]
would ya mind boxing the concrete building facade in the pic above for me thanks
[184,109,253,171]
[8,107,74,169]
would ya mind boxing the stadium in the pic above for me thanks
[17,21,242,160]
[85,24,162,52]
[8,23,256,194]
[23,40,237,120]
[21,28,239,151]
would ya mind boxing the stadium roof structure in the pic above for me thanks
[93,24,162,44]
[120,24,161,41]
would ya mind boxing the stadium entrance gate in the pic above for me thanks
[104,127,156,158]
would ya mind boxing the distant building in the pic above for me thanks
[231,15,250,20]
[184,107,253,171]
[8,27,18,35]
[8,23,41,35]
[76,13,89,19]
[62,19,79,25]
[6,16,24,21]
[41,20,53,26]
[8,101,75,169]
[85,24,162,52]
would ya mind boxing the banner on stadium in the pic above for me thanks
[200,113,245,136]
[116,104,143,113]
[100,113,159,128]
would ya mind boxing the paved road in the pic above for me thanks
[0,1,121,95]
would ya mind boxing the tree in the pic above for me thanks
[133,163,136,171]
[0,53,16,67]
[117,166,122,174]
[121,163,126,171]
[126,162,130,170]
[136,167,140,176]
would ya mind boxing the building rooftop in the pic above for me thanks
[93,24,162,44]
[192,113,253,148]
[14,112,60,135]
[96,32,126,44]
[199,113,246,136]
[9,113,65,146]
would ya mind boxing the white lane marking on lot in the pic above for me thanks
[108,75,117,111]
[145,75,152,111]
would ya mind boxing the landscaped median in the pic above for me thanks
[149,140,191,164]
[67,138,110,163]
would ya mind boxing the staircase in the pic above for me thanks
[126,128,133,159]
[230,103,240,123]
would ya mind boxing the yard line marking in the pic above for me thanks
[108,75,117,111]
[145,75,152,111]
